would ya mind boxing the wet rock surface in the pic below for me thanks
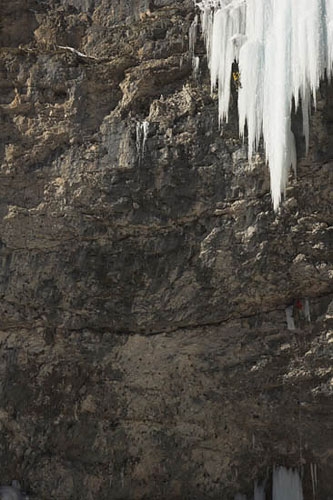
[0,0,332,498]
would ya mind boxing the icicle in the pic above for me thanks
[194,0,333,209]
[136,121,149,159]
[303,298,311,322]
[285,305,296,330]
[254,481,266,500]
[272,467,303,500]
[136,122,142,156]
[189,16,201,79]
[193,56,200,79]
[209,2,246,123]
[310,463,318,500]
[141,121,149,155]
[189,14,199,55]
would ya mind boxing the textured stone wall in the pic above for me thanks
[0,1,332,498]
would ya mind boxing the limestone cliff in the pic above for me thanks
[0,1,332,498]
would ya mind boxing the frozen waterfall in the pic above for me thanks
[194,0,333,209]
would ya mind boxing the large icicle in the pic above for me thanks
[272,467,303,500]
[194,0,333,209]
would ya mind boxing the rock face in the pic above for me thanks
[0,1,332,499]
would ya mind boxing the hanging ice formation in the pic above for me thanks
[285,305,296,330]
[234,467,302,500]
[189,15,200,78]
[189,14,199,54]
[272,467,303,500]
[194,0,333,209]
[254,480,266,500]
[193,56,200,79]
[136,121,149,159]
[310,463,318,500]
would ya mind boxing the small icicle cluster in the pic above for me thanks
[234,466,303,500]
[136,121,149,160]
[272,467,303,500]
[194,0,333,209]
[189,14,200,79]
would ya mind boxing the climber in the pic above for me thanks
[232,71,241,90]
[295,299,303,311]
[293,298,309,328]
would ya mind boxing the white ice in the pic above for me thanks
[189,16,201,79]
[285,305,296,330]
[189,14,199,55]
[194,0,333,209]
[136,121,149,159]
[193,56,200,78]
[272,467,303,500]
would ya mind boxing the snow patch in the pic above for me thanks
[57,45,97,60]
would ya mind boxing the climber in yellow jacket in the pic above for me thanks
[232,71,241,89]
